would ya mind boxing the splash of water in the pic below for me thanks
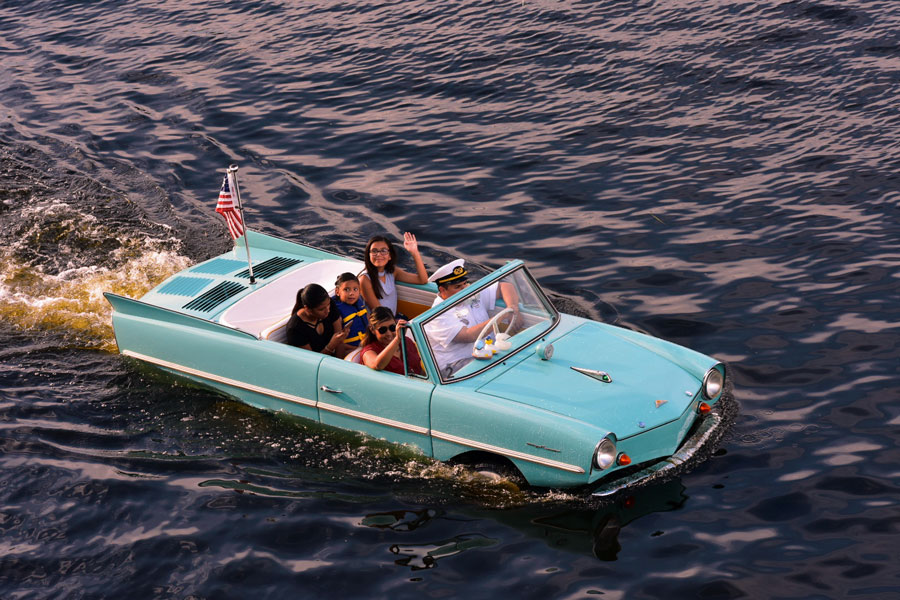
[0,198,191,351]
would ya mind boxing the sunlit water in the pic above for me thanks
[1,0,898,598]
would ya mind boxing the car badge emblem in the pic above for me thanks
[655,399,667,408]
[571,367,612,383]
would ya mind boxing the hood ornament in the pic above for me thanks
[655,399,668,408]
[571,367,612,383]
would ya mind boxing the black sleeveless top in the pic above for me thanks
[285,300,340,352]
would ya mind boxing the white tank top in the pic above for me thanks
[377,271,398,313]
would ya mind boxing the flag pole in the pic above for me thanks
[228,164,256,284]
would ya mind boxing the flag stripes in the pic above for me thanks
[215,172,245,240]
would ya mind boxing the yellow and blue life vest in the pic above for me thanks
[333,296,368,346]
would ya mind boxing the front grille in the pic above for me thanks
[182,281,246,312]
[236,256,301,279]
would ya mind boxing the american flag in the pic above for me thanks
[215,172,244,240]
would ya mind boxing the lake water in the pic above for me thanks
[1,0,898,598]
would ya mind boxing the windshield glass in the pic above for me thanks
[422,266,558,382]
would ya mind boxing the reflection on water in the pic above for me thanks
[362,508,441,532]
[485,479,690,562]
[362,479,690,565]
[390,534,499,571]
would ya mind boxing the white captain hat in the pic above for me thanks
[428,259,468,286]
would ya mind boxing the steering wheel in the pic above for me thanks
[472,307,515,355]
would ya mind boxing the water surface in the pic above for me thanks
[1,0,898,598]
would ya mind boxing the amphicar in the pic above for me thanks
[105,231,732,494]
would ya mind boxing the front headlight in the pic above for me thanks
[702,367,724,400]
[593,436,617,470]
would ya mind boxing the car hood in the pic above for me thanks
[476,321,708,439]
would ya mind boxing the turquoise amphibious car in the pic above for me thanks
[105,231,730,495]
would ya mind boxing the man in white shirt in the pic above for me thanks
[424,260,519,378]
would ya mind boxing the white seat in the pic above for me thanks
[344,347,364,364]
[220,258,363,337]
[260,315,290,342]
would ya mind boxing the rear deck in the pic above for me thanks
[138,231,438,340]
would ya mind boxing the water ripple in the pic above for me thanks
[1,0,899,597]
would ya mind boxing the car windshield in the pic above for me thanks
[421,266,558,382]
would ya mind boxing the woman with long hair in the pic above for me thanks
[360,306,425,376]
[359,233,428,314]
[285,283,350,357]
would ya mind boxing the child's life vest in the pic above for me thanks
[333,296,368,346]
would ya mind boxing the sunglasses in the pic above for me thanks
[369,248,390,255]
[376,324,397,334]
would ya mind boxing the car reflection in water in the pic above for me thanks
[362,479,690,565]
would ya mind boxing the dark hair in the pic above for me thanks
[291,283,330,315]
[335,272,359,288]
[363,235,396,300]
[437,277,467,290]
[362,306,396,347]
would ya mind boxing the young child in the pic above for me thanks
[332,273,368,347]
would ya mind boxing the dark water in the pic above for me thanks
[1,0,898,597]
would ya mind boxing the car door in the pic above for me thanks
[316,355,435,456]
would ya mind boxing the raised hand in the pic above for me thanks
[403,232,419,255]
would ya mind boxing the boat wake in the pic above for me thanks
[0,142,195,351]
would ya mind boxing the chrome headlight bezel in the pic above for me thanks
[702,366,724,400]
[593,436,617,471]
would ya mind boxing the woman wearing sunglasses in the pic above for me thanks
[359,233,429,315]
[360,306,425,376]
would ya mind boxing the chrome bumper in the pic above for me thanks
[591,403,727,498]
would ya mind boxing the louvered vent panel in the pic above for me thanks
[182,281,246,312]
[236,256,301,279]
[157,276,214,297]
[191,258,246,275]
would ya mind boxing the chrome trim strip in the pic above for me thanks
[318,402,429,435]
[121,351,429,435]
[527,442,561,453]
[419,264,561,385]
[121,350,317,408]
[571,367,612,383]
[432,430,585,474]
[121,351,578,471]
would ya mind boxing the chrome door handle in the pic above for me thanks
[320,385,342,394]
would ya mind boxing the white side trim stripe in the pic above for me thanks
[431,430,585,474]
[318,402,429,435]
[121,350,583,474]
[122,350,316,408]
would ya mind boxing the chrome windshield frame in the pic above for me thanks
[417,263,560,384]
